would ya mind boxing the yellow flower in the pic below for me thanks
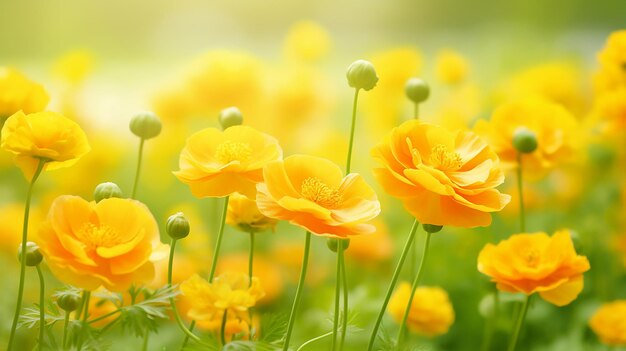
[435,49,469,85]
[0,203,42,257]
[226,192,278,233]
[598,30,626,73]
[589,300,626,346]
[346,219,393,264]
[174,125,282,198]
[592,88,626,135]
[217,254,284,304]
[474,98,579,176]
[1,110,90,179]
[477,230,590,306]
[0,67,49,118]
[256,154,380,238]
[371,120,510,227]
[37,195,167,291]
[52,50,95,85]
[388,283,454,337]
[283,21,331,63]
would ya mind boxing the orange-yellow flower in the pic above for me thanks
[371,120,510,227]
[1,110,90,179]
[589,300,626,346]
[598,30,626,72]
[174,125,282,198]
[0,67,49,118]
[477,230,590,306]
[256,154,380,238]
[37,195,167,291]
[226,192,278,233]
[217,253,284,304]
[387,283,454,337]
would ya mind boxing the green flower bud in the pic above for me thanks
[18,242,43,266]
[57,293,81,312]
[422,224,443,234]
[129,111,162,139]
[405,78,430,103]
[326,238,350,252]
[218,107,244,130]
[346,60,378,91]
[94,182,123,203]
[512,127,538,154]
[166,212,190,240]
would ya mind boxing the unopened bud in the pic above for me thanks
[326,238,350,252]
[129,111,162,139]
[512,127,538,154]
[405,78,430,103]
[18,242,43,266]
[346,60,378,91]
[166,212,190,240]
[94,182,123,203]
[218,107,244,130]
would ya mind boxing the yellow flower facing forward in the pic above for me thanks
[256,154,380,238]
[1,110,90,179]
[589,300,626,346]
[478,230,590,306]
[371,120,510,227]
[37,195,167,291]
[474,98,579,176]
[435,49,469,85]
[388,283,454,337]
[0,67,49,118]
[226,192,278,233]
[174,125,282,198]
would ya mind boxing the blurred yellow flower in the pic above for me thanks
[217,254,284,304]
[174,125,282,198]
[37,196,167,291]
[592,88,626,135]
[435,49,469,85]
[0,203,42,257]
[283,21,331,63]
[52,50,95,85]
[589,300,626,346]
[477,230,590,306]
[598,30,626,72]
[371,120,510,227]
[346,219,393,263]
[0,67,49,118]
[226,192,278,233]
[1,110,90,179]
[388,283,454,337]
[257,154,380,238]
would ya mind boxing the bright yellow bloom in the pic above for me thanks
[217,254,284,304]
[592,88,626,135]
[283,21,331,63]
[174,125,282,198]
[598,30,626,72]
[0,67,49,118]
[474,98,579,176]
[477,230,590,306]
[0,203,42,257]
[388,283,454,337]
[1,110,90,179]
[37,196,167,291]
[589,300,626,346]
[226,192,278,233]
[435,49,469,85]
[257,154,380,238]
[371,120,510,227]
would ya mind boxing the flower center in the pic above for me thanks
[429,144,462,171]
[76,223,124,249]
[300,177,342,208]
[523,248,540,267]
[215,140,253,164]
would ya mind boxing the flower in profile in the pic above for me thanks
[589,300,626,346]
[371,120,510,227]
[477,230,590,306]
[435,49,469,85]
[0,67,49,118]
[283,21,331,63]
[37,195,167,291]
[226,192,278,233]
[387,283,454,337]
[591,88,626,135]
[174,125,282,198]
[1,110,90,179]
[256,154,380,238]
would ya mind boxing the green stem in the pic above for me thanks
[331,241,342,351]
[507,295,531,351]
[516,152,525,232]
[98,316,120,336]
[141,331,150,351]
[345,88,360,174]
[76,291,91,351]
[179,321,195,351]
[339,246,348,351]
[414,103,419,120]
[282,231,312,351]
[367,219,420,351]
[8,158,46,351]
[296,331,333,351]
[480,288,499,351]
[208,196,230,282]
[396,231,432,347]
[248,232,255,338]
[88,309,121,324]
[62,311,70,349]
[220,310,228,346]
[36,265,45,351]
[131,138,145,199]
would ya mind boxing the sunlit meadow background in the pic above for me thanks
[1,0,626,350]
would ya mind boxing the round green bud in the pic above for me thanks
[57,293,81,312]
[218,107,244,130]
[422,224,443,234]
[18,242,43,266]
[326,238,350,252]
[405,78,430,103]
[346,59,378,91]
[94,182,123,203]
[129,111,162,139]
[512,127,538,154]
[166,212,190,240]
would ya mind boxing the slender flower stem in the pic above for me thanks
[367,219,420,351]
[296,331,333,351]
[414,103,419,120]
[179,321,195,351]
[345,88,360,174]
[248,231,255,338]
[396,231,432,347]
[62,310,70,349]
[131,138,145,199]
[480,287,499,351]
[507,295,532,351]
[516,152,526,232]
[208,196,230,282]
[220,310,228,346]
[339,246,348,351]
[331,241,343,351]
[141,332,150,351]
[36,265,45,351]
[76,291,92,351]
[8,159,46,351]
[88,309,121,324]
[282,231,312,351]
